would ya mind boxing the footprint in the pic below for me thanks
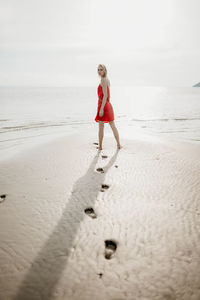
[97,273,103,278]
[162,293,175,300]
[84,207,97,219]
[114,165,118,168]
[102,155,108,159]
[104,240,117,259]
[0,194,6,204]
[96,167,104,173]
[100,189,105,192]
[93,142,98,145]
[101,184,109,189]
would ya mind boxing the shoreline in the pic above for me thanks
[1,128,200,163]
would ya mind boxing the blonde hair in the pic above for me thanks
[98,64,107,78]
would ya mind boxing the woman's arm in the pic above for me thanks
[100,77,108,110]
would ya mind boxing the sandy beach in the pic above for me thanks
[0,132,200,300]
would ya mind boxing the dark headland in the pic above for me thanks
[193,82,200,87]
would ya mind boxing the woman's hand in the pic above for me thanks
[99,107,104,117]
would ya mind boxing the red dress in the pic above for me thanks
[95,83,114,123]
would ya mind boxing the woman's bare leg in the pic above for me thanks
[98,121,104,150]
[109,121,121,149]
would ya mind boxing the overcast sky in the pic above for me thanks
[0,0,199,87]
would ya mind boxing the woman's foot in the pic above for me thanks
[117,144,122,149]
[98,146,103,150]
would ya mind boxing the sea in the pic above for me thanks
[0,85,200,160]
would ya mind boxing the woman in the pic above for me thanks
[95,64,122,150]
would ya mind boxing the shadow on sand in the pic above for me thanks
[14,148,120,300]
